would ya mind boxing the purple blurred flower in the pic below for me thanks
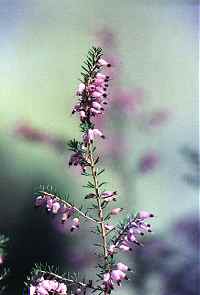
[148,110,170,128]
[14,121,66,153]
[138,152,159,174]
[112,88,144,113]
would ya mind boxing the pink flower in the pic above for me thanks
[79,110,86,121]
[111,208,123,215]
[98,58,111,67]
[52,201,61,214]
[70,218,80,232]
[83,129,105,144]
[111,269,127,284]
[29,286,36,295]
[105,224,114,231]
[46,197,53,211]
[108,244,117,256]
[137,211,154,220]
[96,73,109,79]
[76,83,85,95]
[92,101,104,111]
[61,207,75,224]
[56,283,67,294]
[30,277,68,295]
[36,286,49,295]
[103,272,114,292]
[119,244,132,252]
[116,262,130,272]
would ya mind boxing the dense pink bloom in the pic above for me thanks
[108,212,154,256]
[29,277,67,295]
[111,269,127,284]
[103,262,130,292]
[72,60,111,128]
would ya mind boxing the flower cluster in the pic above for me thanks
[108,211,154,256]
[29,277,68,295]
[72,59,111,123]
[35,194,80,232]
[103,262,130,294]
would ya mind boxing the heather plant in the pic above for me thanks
[180,146,199,187]
[26,47,154,295]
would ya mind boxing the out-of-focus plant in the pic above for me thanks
[25,47,155,295]
[0,235,9,294]
[14,121,66,154]
[130,145,199,295]
[132,214,199,295]
[180,146,199,187]
[95,28,169,168]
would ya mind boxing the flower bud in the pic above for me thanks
[117,262,130,272]
[98,58,111,67]
[137,211,154,219]
[52,201,60,214]
[111,208,123,215]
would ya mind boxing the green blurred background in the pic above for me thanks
[0,1,198,294]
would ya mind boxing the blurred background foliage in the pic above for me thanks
[0,1,198,294]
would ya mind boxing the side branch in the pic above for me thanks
[38,270,88,288]
[39,191,98,224]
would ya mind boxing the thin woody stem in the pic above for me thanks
[40,191,98,224]
[87,143,109,262]
[87,143,109,295]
